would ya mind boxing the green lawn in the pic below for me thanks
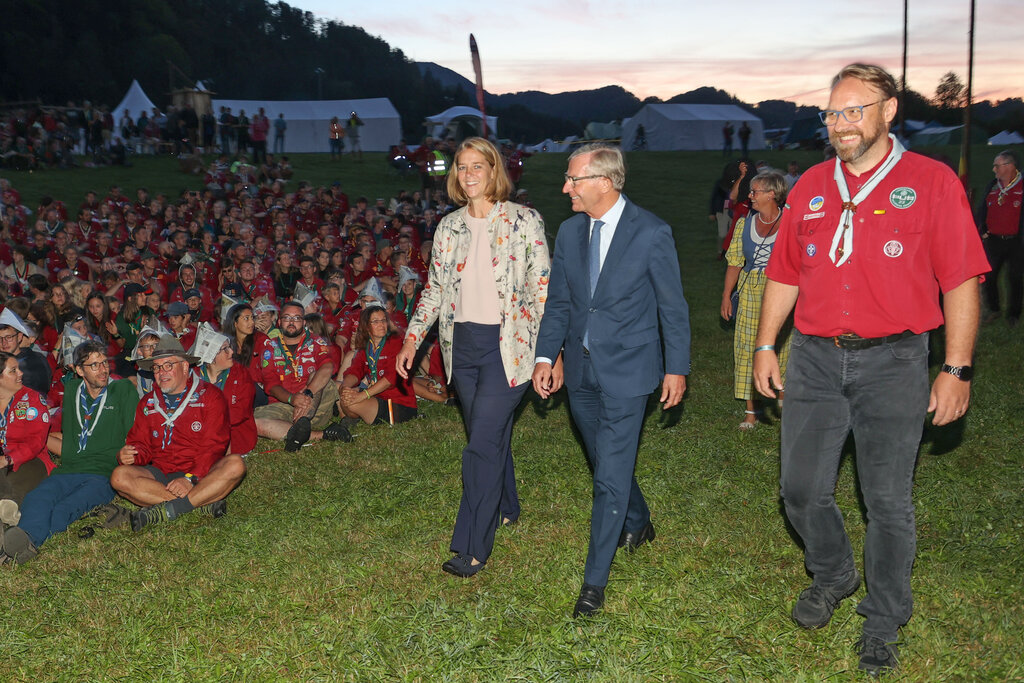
[0,148,1021,681]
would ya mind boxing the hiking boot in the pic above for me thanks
[195,500,227,519]
[0,526,39,564]
[130,503,170,532]
[791,569,861,629]
[322,422,353,442]
[285,416,312,452]
[0,499,21,526]
[857,636,899,677]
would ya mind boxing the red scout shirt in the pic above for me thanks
[767,151,989,338]
[981,176,1023,236]
[1,387,55,473]
[343,334,416,408]
[259,332,333,402]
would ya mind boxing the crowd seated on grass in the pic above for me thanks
[0,167,469,560]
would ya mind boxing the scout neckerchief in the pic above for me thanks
[997,171,1022,206]
[366,334,388,381]
[829,134,905,267]
[241,281,258,302]
[76,382,108,453]
[198,364,229,390]
[277,331,308,379]
[153,372,201,450]
[0,394,12,453]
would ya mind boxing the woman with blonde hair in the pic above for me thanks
[396,137,554,578]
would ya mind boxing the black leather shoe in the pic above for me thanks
[573,583,605,618]
[618,521,656,553]
[442,553,485,578]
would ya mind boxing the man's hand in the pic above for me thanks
[395,339,417,380]
[753,350,782,398]
[290,391,312,421]
[117,444,137,465]
[532,362,554,399]
[659,374,686,409]
[166,477,193,498]
[928,372,971,426]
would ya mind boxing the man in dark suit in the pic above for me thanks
[533,143,691,617]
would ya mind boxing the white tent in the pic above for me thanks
[210,98,402,153]
[525,136,579,154]
[112,80,157,124]
[424,106,498,140]
[621,104,765,151]
[988,130,1024,146]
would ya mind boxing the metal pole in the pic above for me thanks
[900,0,908,139]
[960,0,975,193]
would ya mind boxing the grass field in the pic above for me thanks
[0,147,1022,681]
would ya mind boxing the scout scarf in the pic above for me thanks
[829,134,905,267]
[153,373,201,450]
[76,383,108,452]
[997,171,1022,206]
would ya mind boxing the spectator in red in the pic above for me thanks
[0,351,55,526]
[250,108,270,165]
[339,306,416,426]
[166,301,197,351]
[296,256,324,298]
[237,260,276,304]
[222,303,268,387]
[194,328,257,456]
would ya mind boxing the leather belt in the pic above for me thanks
[830,329,915,350]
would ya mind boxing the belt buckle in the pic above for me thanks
[834,333,859,349]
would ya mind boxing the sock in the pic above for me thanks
[165,496,195,520]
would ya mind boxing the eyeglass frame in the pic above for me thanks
[81,359,110,371]
[818,100,885,126]
[151,359,186,374]
[563,174,605,187]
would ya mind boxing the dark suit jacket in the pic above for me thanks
[536,196,690,398]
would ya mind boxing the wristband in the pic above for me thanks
[754,345,775,353]
[287,393,293,405]
[364,389,371,399]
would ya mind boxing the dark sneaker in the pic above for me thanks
[857,636,899,677]
[284,416,312,452]
[322,422,353,442]
[130,503,170,532]
[791,569,861,629]
[0,526,38,564]
[196,500,227,519]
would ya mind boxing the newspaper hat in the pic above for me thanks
[190,322,230,365]
[292,281,318,309]
[135,335,200,371]
[58,322,95,367]
[252,296,279,316]
[360,277,385,306]
[0,308,31,336]
[220,294,241,327]
[397,266,419,290]
[129,322,171,361]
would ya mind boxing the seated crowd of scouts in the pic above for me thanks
[0,177,455,563]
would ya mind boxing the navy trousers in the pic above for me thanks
[569,352,651,588]
[449,323,528,562]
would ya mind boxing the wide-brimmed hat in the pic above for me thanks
[135,335,200,370]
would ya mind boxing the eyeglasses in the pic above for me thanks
[81,359,110,371]
[151,359,185,374]
[369,318,388,325]
[749,189,772,196]
[280,315,304,322]
[0,333,20,342]
[819,101,884,126]
[563,174,605,187]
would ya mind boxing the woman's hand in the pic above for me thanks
[720,291,735,321]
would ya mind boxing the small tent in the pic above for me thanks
[620,104,764,151]
[988,130,1024,146]
[424,106,498,141]
[112,80,157,125]
[910,124,988,147]
[210,98,402,153]
[525,136,579,153]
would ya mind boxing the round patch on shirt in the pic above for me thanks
[42,411,49,423]
[25,407,38,421]
[883,240,904,257]
[889,187,916,209]
[806,243,817,257]
[808,196,824,211]
[191,421,202,432]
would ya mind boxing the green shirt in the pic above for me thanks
[115,306,154,358]
[58,378,139,476]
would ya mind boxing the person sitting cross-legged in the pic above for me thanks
[0,341,138,564]
[110,336,246,532]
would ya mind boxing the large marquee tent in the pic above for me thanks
[210,98,402,153]
[621,104,764,151]
[112,80,157,126]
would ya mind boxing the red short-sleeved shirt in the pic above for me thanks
[344,335,416,408]
[981,180,1023,236]
[767,151,989,338]
[259,333,333,401]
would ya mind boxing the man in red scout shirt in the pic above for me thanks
[254,301,350,451]
[975,150,1024,326]
[752,63,989,676]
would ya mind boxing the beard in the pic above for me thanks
[830,119,889,164]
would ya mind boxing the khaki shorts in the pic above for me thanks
[255,381,340,430]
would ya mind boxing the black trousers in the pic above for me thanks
[982,235,1023,319]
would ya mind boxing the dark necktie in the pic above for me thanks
[589,219,604,295]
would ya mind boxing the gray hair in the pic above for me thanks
[751,170,788,207]
[569,143,626,191]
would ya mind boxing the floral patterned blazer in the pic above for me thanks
[405,201,550,387]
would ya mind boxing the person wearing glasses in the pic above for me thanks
[532,143,691,618]
[396,137,551,579]
[720,170,791,430]
[193,327,257,457]
[752,63,988,676]
[0,341,138,564]
[339,306,416,426]
[975,150,1023,326]
[254,301,351,452]
[0,308,51,397]
[111,336,246,532]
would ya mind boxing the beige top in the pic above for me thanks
[454,213,501,324]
